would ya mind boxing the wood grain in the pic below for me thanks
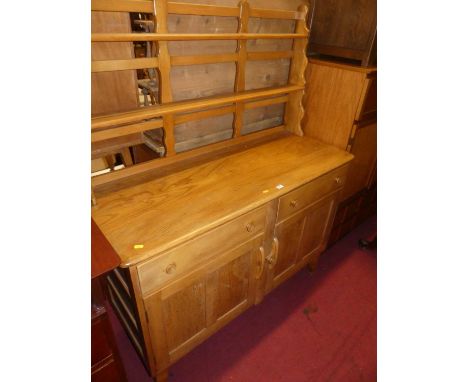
[92,135,353,267]
[302,59,366,149]
[91,11,139,116]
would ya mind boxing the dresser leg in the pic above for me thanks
[307,256,319,273]
[154,369,169,382]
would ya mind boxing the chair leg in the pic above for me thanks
[105,154,116,170]
[120,148,134,167]
[153,369,169,382]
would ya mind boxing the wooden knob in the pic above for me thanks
[289,200,298,208]
[245,222,255,233]
[335,177,342,185]
[165,263,177,274]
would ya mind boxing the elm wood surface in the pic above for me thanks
[92,135,353,267]
[307,0,377,66]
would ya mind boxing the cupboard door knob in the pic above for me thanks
[165,263,177,274]
[289,200,298,208]
[335,177,342,185]
[245,222,255,233]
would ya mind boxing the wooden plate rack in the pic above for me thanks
[91,0,310,194]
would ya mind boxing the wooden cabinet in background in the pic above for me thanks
[303,59,377,245]
[91,220,127,382]
[341,121,376,201]
[307,0,377,66]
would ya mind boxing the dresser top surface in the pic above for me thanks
[92,135,353,267]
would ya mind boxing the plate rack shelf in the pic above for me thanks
[91,0,310,196]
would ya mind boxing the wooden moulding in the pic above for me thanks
[91,57,159,73]
[92,85,303,130]
[91,95,290,143]
[284,3,310,137]
[153,0,176,157]
[171,53,238,66]
[91,32,308,42]
[233,0,249,138]
[91,0,306,21]
[92,119,163,143]
[91,52,293,74]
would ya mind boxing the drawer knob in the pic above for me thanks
[289,200,298,208]
[335,177,343,185]
[165,263,177,274]
[245,222,255,233]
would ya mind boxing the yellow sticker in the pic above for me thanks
[133,244,144,249]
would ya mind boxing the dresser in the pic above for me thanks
[90,1,354,380]
[92,135,353,381]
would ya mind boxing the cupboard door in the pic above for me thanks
[143,238,262,368]
[298,195,338,261]
[271,212,306,282]
[267,194,339,292]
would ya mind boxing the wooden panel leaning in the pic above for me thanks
[90,0,310,196]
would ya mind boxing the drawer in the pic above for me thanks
[137,205,267,296]
[277,165,348,222]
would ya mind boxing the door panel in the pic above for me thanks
[162,280,206,351]
[273,213,305,278]
[298,197,337,261]
[208,253,251,321]
[267,193,339,293]
[144,238,262,365]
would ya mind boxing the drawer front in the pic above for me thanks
[277,165,348,222]
[137,206,267,296]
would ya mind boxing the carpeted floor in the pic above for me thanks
[109,216,377,382]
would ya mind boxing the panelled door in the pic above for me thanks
[143,236,264,369]
[266,194,338,292]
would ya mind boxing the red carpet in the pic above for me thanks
[109,216,377,382]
